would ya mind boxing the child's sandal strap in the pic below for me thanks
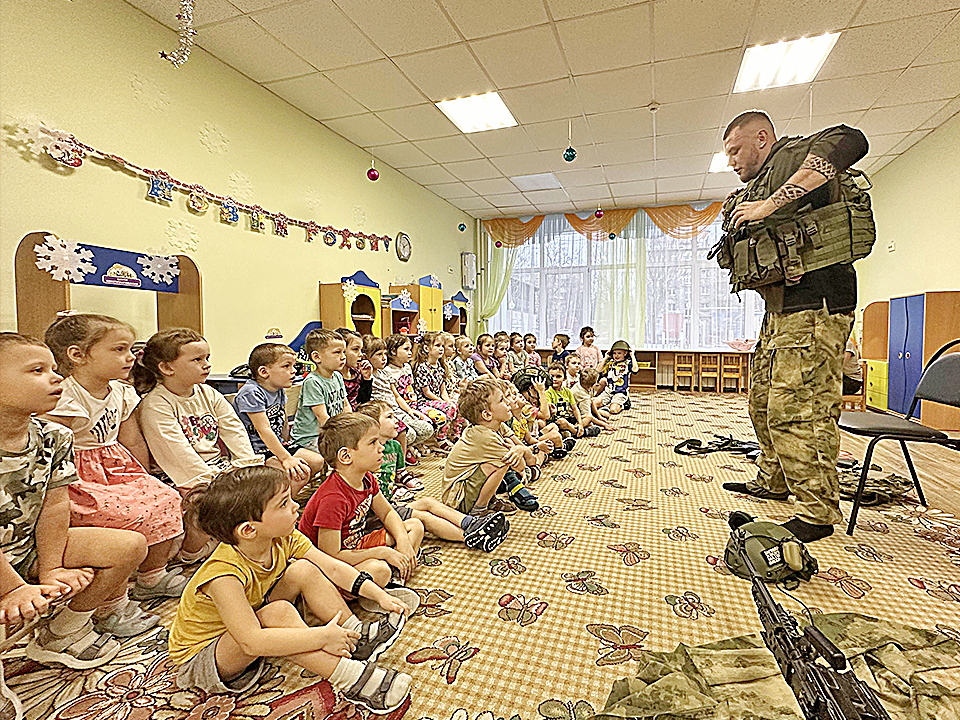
[346,662,377,698]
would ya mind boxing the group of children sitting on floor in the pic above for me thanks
[0,315,638,713]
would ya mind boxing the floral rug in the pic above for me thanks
[4,390,959,720]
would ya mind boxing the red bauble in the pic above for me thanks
[595,209,604,219]
[367,167,380,181]
[495,241,503,248]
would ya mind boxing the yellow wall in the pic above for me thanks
[857,113,960,309]
[1,0,474,370]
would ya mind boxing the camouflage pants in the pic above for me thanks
[748,304,854,525]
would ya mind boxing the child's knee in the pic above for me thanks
[91,528,148,570]
[257,599,302,626]
[405,517,425,541]
[284,558,325,587]
[366,560,391,587]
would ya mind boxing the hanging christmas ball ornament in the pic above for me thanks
[458,223,467,232]
[495,241,503,248]
[563,146,577,163]
[608,232,616,240]
[366,158,379,181]
[595,208,604,219]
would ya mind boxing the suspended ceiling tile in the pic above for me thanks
[747,0,860,45]
[524,117,594,151]
[818,13,954,80]
[331,0,459,55]
[653,50,740,104]
[324,60,426,111]
[655,154,712,178]
[866,154,900,174]
[465,177,522,195]
[703,171,742,189]
[512,172,562,190]
[657,174,705,193]
[724,84,809,125]
[229,0,290,11]
[874,61,960,108]
[376,104,459,141]
[556,5,653,74]
[194,17,315,82]
[919,97,960,129]
[653,97,727,136]
[266,73,368,120]
[392,44,494,102]
[595,137,655,166]
[609,179,657,196]
[656,190,702,205]
[438,0,549,40]
[523,188,570,204]
[864,131,912,156]
[401,164,460,184]
[890,128,933,154]
[252,1,383,72]
[614,194,657,207]
[853,0,960,26]
[545,0,647,21]
[781,112,863,137]
[556,166,609,187]
[486,192,529,207]
[575,64,654,112]
[414,135,485,163]
[489,152,552,176]
[858,100,949,136]
[471,26,569,88]
[500,78,583,124]
[587,109,654,144]
[913,14,960,66]
[454,198,497,214]
[653,0,751,61]
[466,126,539,157]
[656,130,718,159]
[127,0,241,28]
[604,161,656,183]
[537,202,576,213]
[323,113,404,146]
[445,158,502,181]
[565,184,613,201]
[423,182,479,199]
[366,141,436,168]
[807,71,901,115]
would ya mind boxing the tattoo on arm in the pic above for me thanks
[769,183,807,208]
[800,154,837,180]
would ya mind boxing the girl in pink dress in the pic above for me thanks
[44,314,186,633]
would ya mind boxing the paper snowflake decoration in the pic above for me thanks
[352,204,366,227]
[227,171,254,203]
[398,289,412,309]
[137,254,179,285]
[165,218,200,252]
[341,279,359,302]
[305,186,323,211]
[429,274,440,288]
[34,235,96,282]
[130,72,170,112]
[198,121,229,154]
[417,318,428,335]
[443,304,455,321]
[465,299,474,312]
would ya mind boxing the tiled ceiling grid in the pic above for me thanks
[126,0,960,218]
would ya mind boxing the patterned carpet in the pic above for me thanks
[5,390,960,720]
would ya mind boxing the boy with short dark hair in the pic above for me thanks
[168,465,413,713]
[292,329,349,451]
[546,363,583,438]
[550,334,571,365]
[234,343,325,493]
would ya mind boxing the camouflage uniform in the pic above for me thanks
[723,125,869,526]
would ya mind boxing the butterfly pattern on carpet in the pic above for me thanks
[585,624,648,665]
[406,636,480,684]
[497,593,548,626]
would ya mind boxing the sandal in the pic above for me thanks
[352,612,406,662]
[399,473,424,491]
[342,662,412,714]
[25,620,120,669]
[94,600,160,638]
[130,569,189,601]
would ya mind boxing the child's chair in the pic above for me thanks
[721,354,742,392]
[842,361,868,411]
[699,354,720,392]
[674,354,695,391]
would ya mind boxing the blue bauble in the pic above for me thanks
[458,223,466,232]
[608,233,616,240]
[563,146,577,162]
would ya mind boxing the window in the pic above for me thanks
[488,209,763,349]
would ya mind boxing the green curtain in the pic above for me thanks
[589,212,647,347]
[474,233,517,336]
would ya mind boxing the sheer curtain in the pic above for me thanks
[475,230,517,334]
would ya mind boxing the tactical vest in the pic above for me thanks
[709,143,876,293]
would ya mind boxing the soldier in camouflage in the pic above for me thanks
[717,111,868,542]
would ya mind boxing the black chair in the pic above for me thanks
[839,339,960,535]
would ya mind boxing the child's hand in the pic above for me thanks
[502,445,527,470]
[537,439,554,453]
[376,590,411,618]
[0,583,63,625]
[281,456,311,484]
[38,567,94,596]
[533,380,546,394]
[318,611,359,657]
[359,360,374,381]
[382,548,416,581]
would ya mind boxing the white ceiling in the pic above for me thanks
[126,0,960,218]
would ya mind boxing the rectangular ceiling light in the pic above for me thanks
[709,152,733,173]
[436,92,518,134]
[510,172,561,191]
[734,32,840,93]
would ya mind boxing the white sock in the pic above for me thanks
[343,614,362,633]
[137,567,167,587]
[329,658,411,707]
[94,591,130,620]
[48,606,95,637]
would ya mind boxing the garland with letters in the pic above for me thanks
[33,124,394,252]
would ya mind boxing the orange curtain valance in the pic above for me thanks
[644,202,723,239]
[563,208,639,242]
[482,215,545,247]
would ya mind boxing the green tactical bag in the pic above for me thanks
[710,169,876,293]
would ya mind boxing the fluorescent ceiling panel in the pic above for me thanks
[435,92,518,134]
[734,33,840,93]
[509,172,561,191]
[709,152,734,173]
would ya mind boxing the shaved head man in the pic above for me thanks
[723,111,776,182]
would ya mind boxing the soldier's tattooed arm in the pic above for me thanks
[799,154,837,180]
[769,183,807,209]
[731,153,837,227]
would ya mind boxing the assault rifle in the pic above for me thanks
[728,518,891,720]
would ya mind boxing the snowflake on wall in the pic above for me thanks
[227,171,254,203]
[465,299,474,312]
[198,122,229,154]
[165,218,200,252]
[137,254,179,285]
[398,289,413,309]
[304,186,323,211]
[34,235,96,282]
[417,318,428,335]
[342,279,359,302]
[444,304,455,321]
[353,204,366,227]
[130,73,170,112]
[429,274,440,288]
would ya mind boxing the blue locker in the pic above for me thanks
[887,297,907,413]
[903,294,924,419]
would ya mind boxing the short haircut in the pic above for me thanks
[248,343,295,377]
[337,327,362,346]
[723,110,775,140]
[0,332,47,361]
[565,353,580,366]
[579,326,595,339]
[304,328,343,357]
[580,368,600,388]
[316,412,379,466]
[458,376,501,425]
[363,334,385,358]
[356,399,392,423]
[548,362,565,374]
[476,333,494,349]
[493,331,508,340]
[554,333,570,348]
[189,466,290,545]
[44,313,134,375]
[509,332,522,341]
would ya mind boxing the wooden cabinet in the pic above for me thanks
[389,276,443,334]
[319,270,381,337]
[442,301,463,334]
[865,360,888,411]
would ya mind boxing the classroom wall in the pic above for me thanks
[857,112,960,309]
[0,0,474,370]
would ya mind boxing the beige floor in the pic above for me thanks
[6,390,960,720]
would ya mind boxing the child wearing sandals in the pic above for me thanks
[0,333,149,668]
[411,332,463,449]
[43,314,186,626]
[168,466,413,714]
[134,328,262,564]
[356,401,508,552]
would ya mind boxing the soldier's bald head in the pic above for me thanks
[723,111,777,182]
